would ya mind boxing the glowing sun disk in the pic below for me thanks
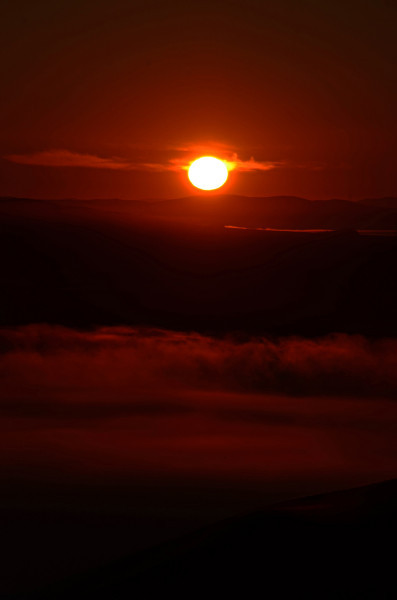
[188,156,228,190]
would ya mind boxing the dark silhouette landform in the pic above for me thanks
[1,195,397,336]
[29,479,396,599]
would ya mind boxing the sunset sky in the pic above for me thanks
[1,3,397,595]
[1,0,396,199]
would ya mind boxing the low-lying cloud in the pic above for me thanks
[1,325,396,399]
[1,326,396,484]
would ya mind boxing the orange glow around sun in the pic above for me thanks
[188,156,229,190]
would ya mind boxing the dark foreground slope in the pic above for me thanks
[31,480,396,600]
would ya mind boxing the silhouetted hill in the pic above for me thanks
[147,194,397,229]
[1,195,397,336]
[0,194,397,230]
[30,479,396,599]
[2,195,397,229]
[360,197,397,209]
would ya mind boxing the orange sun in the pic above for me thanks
[188,156,229,190]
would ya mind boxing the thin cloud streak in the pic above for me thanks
[5,148,284,173]
[228,154,284,172]
[169,144,284,172]
[4,149,180,172]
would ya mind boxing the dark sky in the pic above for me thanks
[1,0,396,199]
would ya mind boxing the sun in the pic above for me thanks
[188,156,229,191]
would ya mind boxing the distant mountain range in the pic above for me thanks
[3,194,397,230]
[145,195,397,230]
[1,194,397,335]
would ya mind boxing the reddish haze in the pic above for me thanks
[1,1,397,199]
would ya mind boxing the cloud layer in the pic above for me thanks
[1,325,397,398]
[1,326,396,485]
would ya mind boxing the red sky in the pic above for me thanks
[1,0,396,200]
